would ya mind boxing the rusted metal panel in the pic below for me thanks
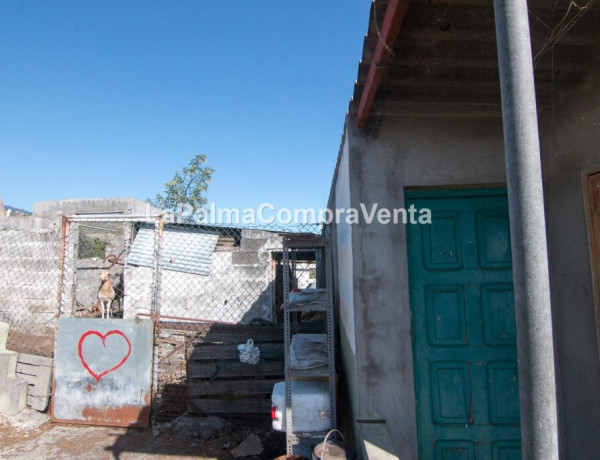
[51,318,153,427]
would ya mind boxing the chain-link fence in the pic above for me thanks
[1,214,321,421]
[0,223,61,357]
[148,220,321,422]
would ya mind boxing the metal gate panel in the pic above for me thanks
[51,317,154,427]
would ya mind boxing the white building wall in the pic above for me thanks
[335,135,356,354]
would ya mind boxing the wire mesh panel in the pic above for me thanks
[74,221,127,317]
[58,216,163,321]
[155,225,283,324]
[0,224,61,357]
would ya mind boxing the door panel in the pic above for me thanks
[426,285,467,346]
[430,361,472,425]
[406,189,521,460]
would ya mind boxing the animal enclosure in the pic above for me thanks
[0,214,320,421]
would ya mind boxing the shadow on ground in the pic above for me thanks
[105,418,286,460]
[0,409,286,460]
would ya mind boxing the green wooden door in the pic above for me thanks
[406,189,521,460]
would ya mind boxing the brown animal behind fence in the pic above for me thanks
[97,271,116,319]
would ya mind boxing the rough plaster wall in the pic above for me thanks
[331,133,361,450]
[544,72,600,460]
[33,197,158,217]
[123,230,281,324]
[345,115,506,458]
[30,198,160,230]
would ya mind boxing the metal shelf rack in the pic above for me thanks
[282,233,336,456]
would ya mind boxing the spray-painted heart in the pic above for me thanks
[78,330,132,382]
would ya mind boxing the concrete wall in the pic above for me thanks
[328,131,361,450]
[123,229,283,324]
[33,197,160,221]
[331,114,508,459]
[1,197,159,231]
[0,226,61,331]
[544,71,600,459]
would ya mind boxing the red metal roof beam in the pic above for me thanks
[356,0,410,129]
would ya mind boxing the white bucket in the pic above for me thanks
[312,430,347,460]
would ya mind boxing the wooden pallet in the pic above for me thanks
[16,353,53,411]
[186,324,285,416]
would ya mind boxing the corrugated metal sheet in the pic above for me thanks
[128,224,219,276]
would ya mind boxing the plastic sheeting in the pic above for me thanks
[290,333,328,369]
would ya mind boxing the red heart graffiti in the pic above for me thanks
[78,330,132,382]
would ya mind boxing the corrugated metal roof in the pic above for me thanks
[128,224,219,276]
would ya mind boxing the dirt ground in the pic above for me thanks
[0,409,288,460]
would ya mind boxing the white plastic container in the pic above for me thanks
[271,380,331,432]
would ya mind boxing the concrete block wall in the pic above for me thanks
[0,322,28,415]
[0,227,61,330]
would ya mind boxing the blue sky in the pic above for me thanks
[0,1,370,217]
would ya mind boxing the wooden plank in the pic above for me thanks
[187,360,284,379]
[189,342,284,361]
[190,397,271,415]
[16,361,51,376]
[191,329,284,343]
[188,379,279,397]
[189,323,322,345]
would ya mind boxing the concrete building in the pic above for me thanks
[328,1,600,459]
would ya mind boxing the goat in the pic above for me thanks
[97,271,116,319]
